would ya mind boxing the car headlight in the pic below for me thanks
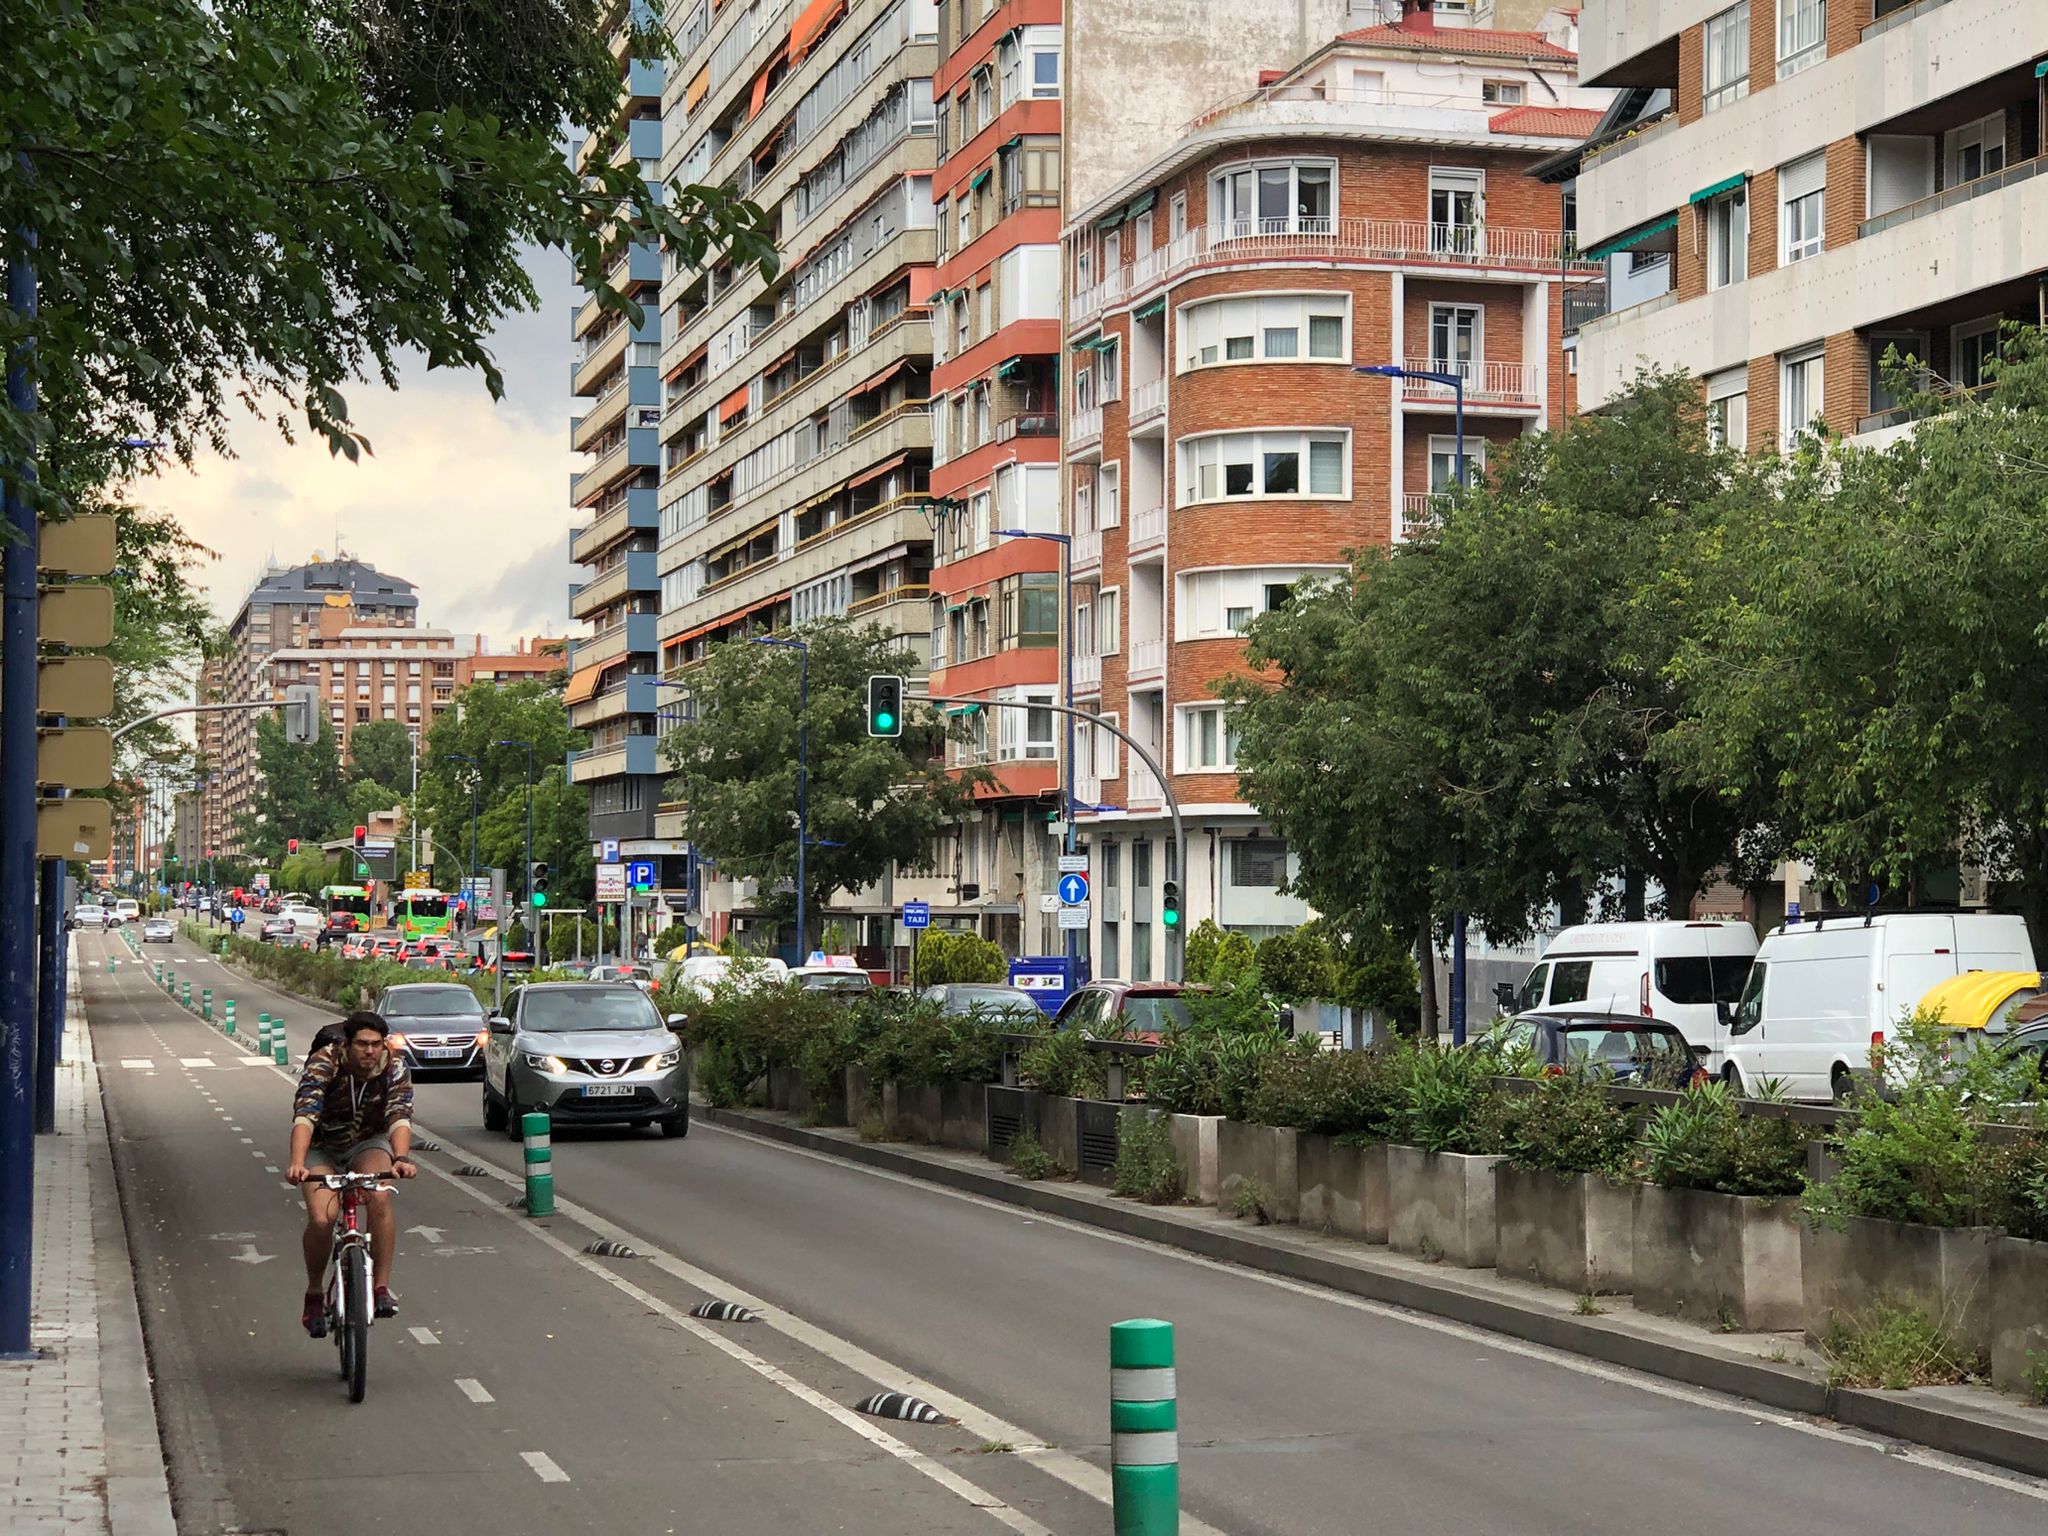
[387,1032,409,1051]
[641,1049,683,1072]
[523,1053,568,1074]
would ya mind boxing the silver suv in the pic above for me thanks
[481,983,689,1139]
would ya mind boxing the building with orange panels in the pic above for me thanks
[456,636,569,690]
[1060,0,1601,977]
[1572,0,2047,453]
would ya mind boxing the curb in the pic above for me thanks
[703,1105,2048,1482]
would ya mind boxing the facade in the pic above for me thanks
[1060,1,1598,977]
[566,11,669,860]
[457,636,569,689]
[1572,0,2046,451]
[262,617,473,763]
[197,557,419,858]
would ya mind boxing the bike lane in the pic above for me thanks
[82,932,1047,1536]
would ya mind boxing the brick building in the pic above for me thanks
[1571,0,2046,450]
[263,613,473,760]
[457,636,569,689]
[1059,0,1600,976]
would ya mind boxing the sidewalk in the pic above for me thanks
[0,941,176,1536]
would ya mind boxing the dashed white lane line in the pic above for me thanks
[264,1166,278,1174]
[239,1137,253,1144]
[520,1451,568,1484]
[455,1378,495,1405]
[181,1058,215,1068]
[409,1327,439,1346]
[120,1060,154,1070]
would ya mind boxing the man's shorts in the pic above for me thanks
[303,1135,396,1174]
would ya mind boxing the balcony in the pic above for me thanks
[572,426,659,506]
[570,551,658,622]
[1127,762,1164,810]
[569,674,664,732]
[1129,504,1166,553]
[994,412,1058,443]
[1072,528,1102,575]
[1074,654,1102,693]
[1069,406,1103,445]
[573,324,629,397]
[1400,492,1447,541]
[1075,773,1103,810]
[1129,638,1166,681]
[1399,359,1543,410]
[1860,154,2048,240]
[1129,377,1167,424]
[569,612,658,674]
[569,735,661,785]
[570,486,658,566]
[848,582,932,619]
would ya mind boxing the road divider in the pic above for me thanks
[521,1112,554,1217]
[1111,1319,1179,1536]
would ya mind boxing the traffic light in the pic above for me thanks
[529,861,550,908]
[1161,880,1181,930]
[352,825,367,851]
[282,683,318,745]
[866,674,904,737]
[287,837,299,855]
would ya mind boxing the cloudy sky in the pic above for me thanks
[145,246,582,649]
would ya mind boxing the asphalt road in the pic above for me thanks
[95,927,2048,1535]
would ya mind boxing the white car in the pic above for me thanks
[112,899,140,926]
[141,918,176,944]
[279,904,325,934]
[72,905,110,930]
[1506,921,1757,1074]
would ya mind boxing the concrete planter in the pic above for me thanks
[1038,1095,1082,1174]
[1802,1216,1995,1357]
[1297,1135,1389,1243]
[1216,1120,1303,1224]
[844,1065,875,1131]
[1631,1184,1803,1332]
[1167,1114,1222,1206]
[1494,1165,1634,1294]
[765,1066,807,1115]
[938,1081,989,1153]
[889,1082,945,1143]
[1387,1145,1500,1267]
[984,1085,1043,1160]
[1075,1098,1125,1185]
[1990,1235,2048,1396]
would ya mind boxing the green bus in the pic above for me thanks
[320,884,374,932]
[395,888,452,941]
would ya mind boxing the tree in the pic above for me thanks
[1255,929,1335,1004]
[415,679,588,890]
[348,720,414,795]
[910,930,1007,986]
[4,0,775,508]
[235,713,348,865]
[665,621,992,928]
[473,764,592,903]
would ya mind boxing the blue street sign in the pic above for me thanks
[901,901,930,930]
[626,859,657,890]
[600,838,620,863]
[1057,872,1089,906]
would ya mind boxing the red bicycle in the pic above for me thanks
[318,1172,393,1403]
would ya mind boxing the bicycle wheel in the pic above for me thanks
[330,1269,349,1381]
[343,1246,371,1404]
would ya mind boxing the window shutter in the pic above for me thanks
[1779,153,1825,203]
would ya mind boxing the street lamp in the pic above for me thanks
[1357,361,1470,1045]
[750,636,809,964]
[993,527,1080,973]
[495,739,536,964]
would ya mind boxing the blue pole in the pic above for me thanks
[1,220,40,1353]
[34,850,60,1134]
[1060,534,1077,976]
[795,646,808,964]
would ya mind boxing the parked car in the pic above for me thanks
[71,905,109,930]
[789,964,872,998]
[587,963,657,992]
[1482,1011,1708,1088]
[921,983,1046,1023]
[1502,921,1757,1073]
[666,953,789,999]
[481,983,689,1137]
[375,982,489,1078]
[1053,981,1194,1042]
[141,917,176,944]
[1724,911,2036,1102]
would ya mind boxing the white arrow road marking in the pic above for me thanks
[405,1225,447,1244]
[120,1060,154,1070]
[228,1244,274,1266]
[426,1246,497,1258]
[520,1452,568,1484]
[456,1378,495,1404]
[205,1232,257,1242]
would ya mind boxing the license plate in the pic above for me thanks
[582,1083,634,1098]
[420,1047,464,1060]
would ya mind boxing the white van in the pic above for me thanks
[1724,911,2036,1102]
[1508,921,1758,1070]
[668,953,789,999]
[112,898,140,925]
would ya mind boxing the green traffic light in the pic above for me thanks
[876,710,895,731]
[1162,909,1181,927]
[531,892,547,908]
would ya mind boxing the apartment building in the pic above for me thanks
[197,556,419,857]
[458,636,569,689]
[1571,0,2046,450]
[566,11,671,864]
[1060,0,1598,977]
[263,614,473,764]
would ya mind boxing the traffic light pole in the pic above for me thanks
[908,692,1186,984]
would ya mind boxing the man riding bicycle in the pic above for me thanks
[286,1011,417,1337]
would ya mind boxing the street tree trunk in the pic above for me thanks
[1414,917,1439,1042]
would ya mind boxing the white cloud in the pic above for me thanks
[143,247,579,649]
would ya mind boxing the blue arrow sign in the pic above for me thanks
[1057,872,1089,906]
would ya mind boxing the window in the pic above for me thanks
[999,573,1060,648]
[1703,3,1749,112]
[1705,187,1747,289]
[975,66,993,123]
[996,688,1056,760]
[1099,339,1120,401]
[1548,960,1594,1006]
[1428,434,1484,491]
[1706,367,1749,449]
[1953,320,2000,392]
[1779,153,1824,264]
[1427,168,1485,254]
[1866,331,1928,413]
[1481,80,1524,105]
[1777,0,1824,77]
[1169,193,1187,244]
[1428,304,1481,376]
[1074,366,1094,414]
[1096,587,1120,654]
[1946,113,2007,187]
[1031,47,1059,97]
[1229,838,1286,888]
[1779,345,1824,450]
[1179,430,1348,503]
[1179,705,1240,771]
[1098,462,1120,527]
[1178,293,1349,370]
[1211,159,1335,237]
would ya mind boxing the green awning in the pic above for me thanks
[969,167,992,191]
[1582,213,1678,261]
[1077,336,1116,353]
[1133,297,1166,321]
[1094,209,1126,233]
[996,356,1027,380]
[1688,173,1746,204]
[2036,59,2048,77]
[1123,189,1157,221]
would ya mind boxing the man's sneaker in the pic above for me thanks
[301,1293,327,1339]
[373,1286,399,1319]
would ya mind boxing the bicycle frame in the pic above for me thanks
[321,1174,389,1329]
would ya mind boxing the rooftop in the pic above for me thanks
[244,556,418,610]
[1488,104,1604,137]
[1337,20,1577,63]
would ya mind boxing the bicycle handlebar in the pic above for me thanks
[316,1173,397,1191]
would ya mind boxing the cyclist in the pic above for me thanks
[286,1011,417,1337]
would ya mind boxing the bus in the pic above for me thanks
[320,884,374,932]
[394,888,452,941]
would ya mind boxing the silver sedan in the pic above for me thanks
[481,983,690,1139]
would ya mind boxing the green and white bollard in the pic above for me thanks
[153,961,163,986]
[223,1000,236,1037]
[181,979,192,1008]
[1110,1319,1179,1535]
[201,989,212,1021]
[272,1033,289,1067]
[521,1112,555,1217]
[257,1014,272,1052]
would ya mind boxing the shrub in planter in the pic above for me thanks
[1019,1029,1105,1099]
[1146,1030,1226,1116]
[1400,1043,1500,1155]
[1245,1039,1410,1140]
[1112,1109,1185,1203]
[1490,1072,1643,1292]
[1489,1070,1639,1179]
[1638,1082,1806,1199]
